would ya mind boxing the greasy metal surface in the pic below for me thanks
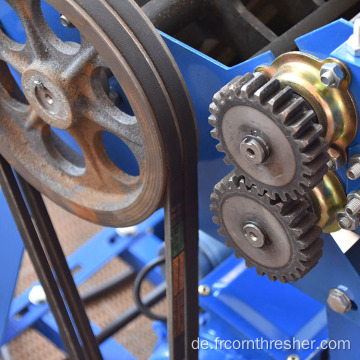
[256,52,358,165]
[0,0,166,227]
[209,72,329,201]
[211,172,324,283]
[307,171,347,233]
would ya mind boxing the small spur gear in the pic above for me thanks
[209,72,330,201]
[210,171,324,283]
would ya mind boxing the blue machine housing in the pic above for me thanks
[1,2,360,359]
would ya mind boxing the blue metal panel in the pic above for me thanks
[150,255,327,360]
[0,191,24,345]
[295,19,353,59]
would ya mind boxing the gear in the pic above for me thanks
[210,171,324,283]
[209,72,330,201]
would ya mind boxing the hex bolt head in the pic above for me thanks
[240,135,269,165]
[320,63,345,88]
[28,285,47,306]
[198,284,211,296]
[243,223,266,248]
[327,289,352,314]
[287,355,300,360]
[60,14,75,28]
[337,211,358,230]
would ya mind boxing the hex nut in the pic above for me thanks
[337,211,358,230]
[327,289,352,314]
[320,63,345,88]
[327,148,342,171]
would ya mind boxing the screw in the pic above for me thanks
[338,216,352,230]
[198,284,211,296]
[327,289,352,314]
[347,18,360,56]
[287,355,300,360]
[240,135,269,165]
[347,162,360,180]
[320,63,345,88]
[60,14,75,28]
[243,223,266,248]
[337,211,358,230]
[345,197,360,217]
[28,285,47,306]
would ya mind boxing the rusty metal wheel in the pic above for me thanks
[0,0,171,227]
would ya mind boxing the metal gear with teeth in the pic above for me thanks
[209,72,330,201]
[210,171,324,283]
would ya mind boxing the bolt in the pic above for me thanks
[243,223,266,248]
[345,195,360,217]
[240,135,269,165]
[347,154,360,180]
[327,289,352,314]
[28,285,47,306]
[347,18,360,56]
[198,284,211,296]
[347,162,360,180]
[60,14,75,28]
[337,211,358,230]
[287,355,300,360]
[319,63,345,88]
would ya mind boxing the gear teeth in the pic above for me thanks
[241,72,268,99]
[288,110,316,137]
[208,114,217,127]
[210,172,324,283]
[226,73,255,97]
[267,86,293,113]
[303,153,329,178]
[291,213,318,237]
[278,96,307,124]
[301,138,329,162]
[253,78,280,105]
[280,200,310,226]
[295,123,323,150]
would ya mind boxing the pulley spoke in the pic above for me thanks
[90,103,145,163]
[6,0,55,61]
[62,36,105,80]
[66,119,132,188]
[0,34,29,74]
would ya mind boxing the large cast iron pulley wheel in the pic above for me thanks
[0,0,185,227]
